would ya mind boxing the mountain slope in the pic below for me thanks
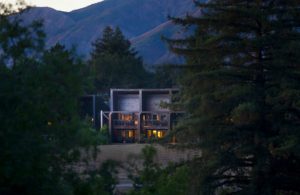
[22,0,198,65]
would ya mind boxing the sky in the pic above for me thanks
[3,0,104,12]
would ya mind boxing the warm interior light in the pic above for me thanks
[122,114,132,121]
[147,130,152,138]
[153,130,157,135]
[128,130,134,138]
[158,131,162,138]
[47,121,52,126]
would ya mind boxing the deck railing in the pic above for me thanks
[142,120,168,128]
[113,119,137,128]
[113,119,170,129]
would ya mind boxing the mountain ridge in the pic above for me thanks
[21,0,199,65]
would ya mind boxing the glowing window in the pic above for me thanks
[120,114,133,121]
[153,130,157,136]
[157,131,163,138]
[128,130,134,138]
[147,130,152,138]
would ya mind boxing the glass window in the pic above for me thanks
[128,130,134,138]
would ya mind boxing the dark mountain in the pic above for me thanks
[22,0,199,65]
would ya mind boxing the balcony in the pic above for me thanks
[142,119,168,129]
[113,119,138,129]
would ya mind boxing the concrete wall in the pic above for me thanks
[116,94,140,111]
[112,89,173,112]
[143,94,170,111]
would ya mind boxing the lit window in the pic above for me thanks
[153,130,157,135]
[147,130,152,138]
[120,114,132,121]
[128,130,134,138]
[158,131,162,138]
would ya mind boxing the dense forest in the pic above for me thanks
[1,0,300,195]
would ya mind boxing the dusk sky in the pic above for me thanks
[3,0,104,11]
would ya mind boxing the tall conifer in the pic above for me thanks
[89,26,148,93]
[168,1,300,194]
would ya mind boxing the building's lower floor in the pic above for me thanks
[101,111,184,143]
[112,129,168,143]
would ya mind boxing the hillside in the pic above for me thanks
[21,0,199,65]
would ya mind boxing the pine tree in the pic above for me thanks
[0,3,103,194]
[167,0,300,194]
[89,26,150,93]
[0,1,45,67]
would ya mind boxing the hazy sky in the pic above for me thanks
[3,0,104,12]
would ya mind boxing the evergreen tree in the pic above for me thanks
[167,0,300,194]
[89,26,150,93]
[153,64,182,88]
[0,43,91,195]
[0,1,45,67]
[90,26,136,58]
[0,3,108,194]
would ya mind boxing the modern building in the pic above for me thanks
[100,89,183,143]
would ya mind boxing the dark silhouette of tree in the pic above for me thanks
[167,0,300,194]
[89,26,150,94]
[0,2,116,194]
[0,2,45,67]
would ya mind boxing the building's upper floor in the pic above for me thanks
[110,88,178,112]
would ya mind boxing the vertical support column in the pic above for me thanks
[109,112,113,143]
[110,89,114,111]
[92,95,96,128]
[139,89,143,112]
[168,113,171,133]
[109,89,114,143]
[100,110,103,129]
[169,89,172,104]
[137,89,143,142]
[168,90,172,134]
[171,113,176,144]
[134,112,139,143]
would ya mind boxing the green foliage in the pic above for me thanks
[128,145,161,194]
[89,26,151,93]
[167,0,300,194]
[155,165,190,195]
[0,3,113,194]
[91,26,136,58]
[70,160,118,195]
[128,145,191,195]
[0,1,45,67]
[0,42,92,194]
[98,125,110,144]
[75,124,104,147]
[152,64,181,88]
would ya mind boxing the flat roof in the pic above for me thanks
[111,88,179,92]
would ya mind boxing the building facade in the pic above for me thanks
[101,89,182,143]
